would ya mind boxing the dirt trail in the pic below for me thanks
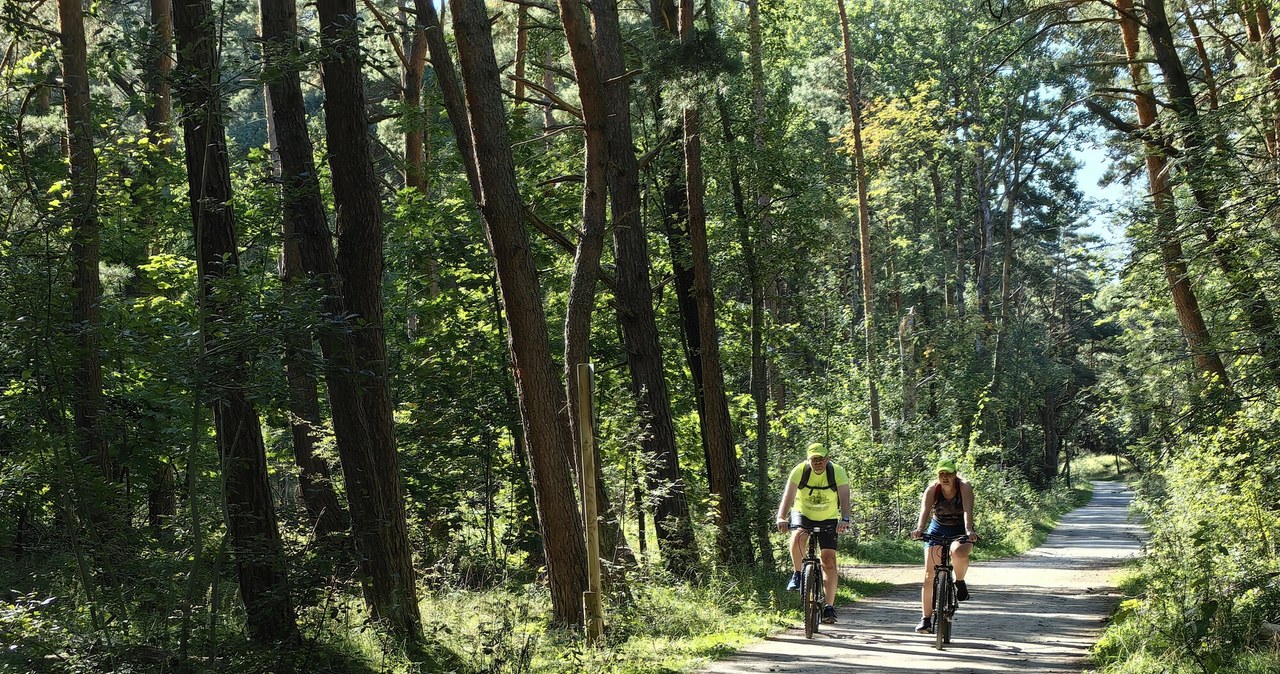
[700,480,1145,673]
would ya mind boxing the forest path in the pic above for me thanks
[700,480,1145,673]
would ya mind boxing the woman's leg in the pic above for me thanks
[920,545,941,616]
[951,540,973,581]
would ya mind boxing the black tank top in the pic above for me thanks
[931,482,964,527]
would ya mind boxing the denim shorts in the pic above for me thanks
[923,520,966,547]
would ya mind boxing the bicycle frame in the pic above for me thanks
[923,533,968,648]
[792,523,834,639]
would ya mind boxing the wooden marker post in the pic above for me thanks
[576,362,604,643]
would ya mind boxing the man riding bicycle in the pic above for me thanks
[775,442,852,624]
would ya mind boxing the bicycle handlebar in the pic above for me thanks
[918,533,972,545]
[789,523,839,534]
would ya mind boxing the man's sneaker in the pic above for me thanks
[821,604,838,624]
[956,579,970,601]
[914,616,932,634]
[785,571,801,592]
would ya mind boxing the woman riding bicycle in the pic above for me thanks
[775,442,851,624]
[910,458,977,634]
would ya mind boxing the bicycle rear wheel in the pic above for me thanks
[803,563,821,638]
[933,570,951,649]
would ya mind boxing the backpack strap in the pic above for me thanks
[798,462,838,496]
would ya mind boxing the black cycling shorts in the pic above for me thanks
[791,513,840,550]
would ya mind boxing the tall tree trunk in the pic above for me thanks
[1145,0,1280,382]
[59,0,111,487]
[172,0,296,642]
[451,0,588,626]
[259,10,349,538]
[558,0,635,572]
[144,0,177,538]
[837,0,880,439]
[592,0,696,572]
[746,0,775,569]
[316,0,422,638]
[678,0,752,566]
[953,134,967,318]
[1115,0,1233,391]
[402,0,428,192]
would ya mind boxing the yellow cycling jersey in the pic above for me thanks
[788,461,849,521]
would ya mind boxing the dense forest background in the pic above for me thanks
[1,0,1278,671]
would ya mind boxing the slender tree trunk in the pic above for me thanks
[837,0,880,439]
[558,0,635,571]
[451,0,588,626]
[678,0,752,566]
[316,0,422,638]
[1145,0,1280,382]
[259,26,349,537]
[172,0,296,641]
[144,0,177,537]
[59,0,111,489]
[746,0,774,569]
[592,0,695,572]
[1115,0,1233,391]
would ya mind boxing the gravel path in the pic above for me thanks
[700,480,1145,673]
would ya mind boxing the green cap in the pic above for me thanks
[806,442,829,459]
[936,458,958,474]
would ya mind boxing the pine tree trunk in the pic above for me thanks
[259,18,350,537]
[592,0,695,572]
[746,0,775,569]
[172,0,296,641]
[59,0,111,489]
[558,0,635,572]
[316,0,422,638]
[1145,0,1280,382]
[837,0,880,438]
[1116,0,1233,391]
[679,0,752,566]
[451,0,588,626]
[143,0,177,537]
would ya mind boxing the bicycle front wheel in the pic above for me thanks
[933,570,951,649]
[803,563,821,638]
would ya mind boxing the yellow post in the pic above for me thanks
[576,363,605,643]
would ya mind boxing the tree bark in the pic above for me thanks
[260,6,350,538]
[316,0,422,638]
[837,0,880,439]
[58,0,111,486]
[558,0,635,572]
[144,0,178,538]
[592,0,695,572]
[1144,0,1280,383]
[172,0,297,642]
[1115,0,1233,391]
[451,0,588,626]
[677,0,752,566]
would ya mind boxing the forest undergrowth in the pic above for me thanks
[1089,402,1280,674]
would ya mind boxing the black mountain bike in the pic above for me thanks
[923,533,969,649]
[793,522,836,638]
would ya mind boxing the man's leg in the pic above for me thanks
[821,548,838,603]
[790,530,808,571]
[785,530,808,590]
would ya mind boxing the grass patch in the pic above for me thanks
[1073,453,1136,481]
[413,567,886,673]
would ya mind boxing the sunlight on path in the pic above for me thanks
[699,481,1145,673]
